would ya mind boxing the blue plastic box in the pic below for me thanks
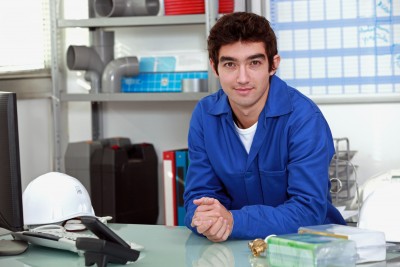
[121,71,208,93]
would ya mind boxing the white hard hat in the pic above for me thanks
[23,172,95,226]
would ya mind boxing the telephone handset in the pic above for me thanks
[76,216,140,267]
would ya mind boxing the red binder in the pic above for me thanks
[163,150,177,226]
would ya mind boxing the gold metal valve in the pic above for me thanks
[248,238,267,257]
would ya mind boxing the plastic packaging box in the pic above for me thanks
[121,71,208,93]
[298,224,386,263]
[267,233,357,267]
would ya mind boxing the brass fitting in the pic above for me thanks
[248,238,267,257]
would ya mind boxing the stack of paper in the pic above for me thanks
[298,224,386,263]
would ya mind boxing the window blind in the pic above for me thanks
[269,0,400,97]
[0,0,51,74]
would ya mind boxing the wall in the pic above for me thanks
[320,103,400,185]
[17,99,52,189]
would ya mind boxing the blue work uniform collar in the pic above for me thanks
[207,75,294,168]
[207,75,293,119]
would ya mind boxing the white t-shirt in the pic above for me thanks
[234,121,258,154]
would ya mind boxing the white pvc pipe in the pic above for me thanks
[102,57,139,93]
[95,0,160,17]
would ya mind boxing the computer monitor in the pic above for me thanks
[0,91,27,255]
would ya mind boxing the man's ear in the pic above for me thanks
[210,59,219,77]
[269,54,281,75]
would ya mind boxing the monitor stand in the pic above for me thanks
[0,240,29,256]
[0,232,29,256]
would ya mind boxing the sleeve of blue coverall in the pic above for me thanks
[183,103,233,235]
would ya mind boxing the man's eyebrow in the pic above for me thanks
[248,53,266,60]
[219,54,266,62]
[220,56,236,62]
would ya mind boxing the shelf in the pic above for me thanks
[57,14,206,28]
[60,92,209,102]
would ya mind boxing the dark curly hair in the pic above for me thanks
[207,12,278,74]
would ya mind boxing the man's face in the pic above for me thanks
[211,41,279,114]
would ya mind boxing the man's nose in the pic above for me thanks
[237,65,249,84]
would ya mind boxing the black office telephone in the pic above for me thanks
[77,216,140,267]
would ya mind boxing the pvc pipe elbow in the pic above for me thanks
[67,45,105,76]
[102,57,139,93]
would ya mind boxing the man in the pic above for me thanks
[183,12,346,242]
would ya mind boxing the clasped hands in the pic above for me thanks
[190,197,233,242]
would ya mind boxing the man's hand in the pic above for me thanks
[191,197,233,242]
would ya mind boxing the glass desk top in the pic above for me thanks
[1,224,400,267]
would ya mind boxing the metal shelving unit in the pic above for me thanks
[60,92,209,102]
[57,14,207,28]
[57,12,216,103]
[330,137,358,207]
[50,1,220,171]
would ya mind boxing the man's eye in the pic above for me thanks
[250,60,261,66]
[224,62,235,68]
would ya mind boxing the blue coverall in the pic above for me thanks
[183,75,346,239]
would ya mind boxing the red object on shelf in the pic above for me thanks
[164,0,234,15]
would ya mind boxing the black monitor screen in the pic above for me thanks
[0,91,24,232]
